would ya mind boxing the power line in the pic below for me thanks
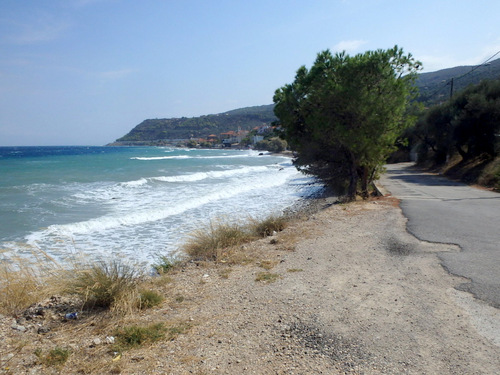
[454,50,500,83]
[422,50,500,101]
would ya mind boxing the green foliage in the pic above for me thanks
[254,137,288,152]
[68,260,140,310]
[274,46,421,199]
[36,347,71,367]
[115,105,277,143]
[138,290,164,309]
[113,322,190,352]
[416,58,500,106]
[152,255,177,274]
[255,272,280,283]
[114,323,166,350]
[415,79,500,164]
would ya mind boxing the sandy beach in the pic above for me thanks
[1,195,499,374]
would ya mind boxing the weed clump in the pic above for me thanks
[152,254,181,274]
[114,323,165,350]
[67,259,140,312]
[183,214,290,262]
[138,289,164,309]
[113,322,191,351]
[255,272,280,283]
[183,221,254,261]
[252,214,288,237]
[35,346,71,367]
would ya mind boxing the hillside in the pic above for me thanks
[416,57,500,105]
[111,58,500,145]
[112,104,277,145]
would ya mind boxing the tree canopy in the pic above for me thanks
[273,46,421,199]
[413,78,500,164]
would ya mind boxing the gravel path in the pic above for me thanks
[1,197,499,374]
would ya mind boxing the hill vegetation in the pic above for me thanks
[112,105,277,145]
[416,57,500,106]
[410,77,500,190]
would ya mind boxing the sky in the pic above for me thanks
[1,0,499,146]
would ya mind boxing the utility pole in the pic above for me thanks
[449,77,454,100]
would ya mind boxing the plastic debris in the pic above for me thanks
[64,312,78,320]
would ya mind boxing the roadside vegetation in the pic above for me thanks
[407,78,500,190]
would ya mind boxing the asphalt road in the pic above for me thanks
[379,163,500,308]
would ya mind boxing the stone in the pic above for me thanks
[105,336,115,344]
[37,326,51,334]
[1,353,14,361]
[11,324,27,332]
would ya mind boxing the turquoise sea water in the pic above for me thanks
[0,146,321,266]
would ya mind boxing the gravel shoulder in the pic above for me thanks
[1,197,499,374]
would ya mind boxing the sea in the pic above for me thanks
[0,146,322,267]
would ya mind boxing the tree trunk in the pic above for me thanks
[347,154,358,201]
[360,166,369,199]
[456,144,468,160]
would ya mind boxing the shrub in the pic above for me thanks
[255,137,287,152]
[152,253,183,274]
[68,259,140,311]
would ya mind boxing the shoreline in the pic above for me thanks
[0,147,308,268]
[1,194,499,373]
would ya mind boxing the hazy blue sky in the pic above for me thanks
[1,0,499,146]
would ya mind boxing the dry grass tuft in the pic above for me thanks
[0,247,63,315]
[287,268,303,273]
[66,259,141,314]
[258,259,278,270]
[183,214,292,263]
[183,221,255,261]
[251,214,288,237]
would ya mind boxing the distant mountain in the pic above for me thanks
[111,59,500,145]
[416,57,500,105]
[112,104,276,145]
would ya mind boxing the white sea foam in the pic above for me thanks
[120,178,148,187]
[131,155,191,160]
[130,150,269,161]
[25,166,299,246]
[3,147,318,266]
[152,165,270,183]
